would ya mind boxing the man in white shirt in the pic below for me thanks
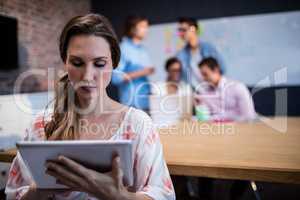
[195,57,256,121]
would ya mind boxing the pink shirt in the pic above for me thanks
[5,107,175,200]
[195,77,257,121]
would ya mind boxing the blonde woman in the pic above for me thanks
[5,14,175,200]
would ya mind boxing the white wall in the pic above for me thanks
[144,11,300,87]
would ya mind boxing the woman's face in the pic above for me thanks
[134,20,149,40]
[168,62,182,82]
[65,35,113,104]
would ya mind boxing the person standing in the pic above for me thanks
[112,15,154,112]
[176,17,226,88]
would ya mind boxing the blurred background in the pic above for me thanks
[1,0,300,115]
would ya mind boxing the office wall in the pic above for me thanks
[0,0,91,94]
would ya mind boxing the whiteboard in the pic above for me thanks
[144,11,300,87]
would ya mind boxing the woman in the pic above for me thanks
[152,57,191,96]
[112,15,154,112]
[5,14,175,200]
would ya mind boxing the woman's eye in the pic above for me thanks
[71,61,84,67]
[94,61,106,68]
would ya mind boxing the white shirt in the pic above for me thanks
[195,77,257,121]
[189,48,203,88]
[151,81,192,96]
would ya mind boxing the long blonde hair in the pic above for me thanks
[44,14,120,140]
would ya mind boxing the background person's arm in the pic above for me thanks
[124,45,155,82]
[113,66,155,84]
[124,66,155,81]
[112,43,154,85]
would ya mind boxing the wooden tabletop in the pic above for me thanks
[0,148,16,163]
[159,117,300,184]
[1,117,300,184]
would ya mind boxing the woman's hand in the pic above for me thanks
[21,183,71,200]
[45,155,132,200]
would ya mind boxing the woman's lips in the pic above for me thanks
[80,86,97,93]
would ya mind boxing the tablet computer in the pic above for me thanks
[17,140,133,189]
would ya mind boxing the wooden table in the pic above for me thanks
[159,117,300,184]
[0,148,16,163]
[1,117,300,184]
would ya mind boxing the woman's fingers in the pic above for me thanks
[111,156,124,189]
[37,188,73,194]
[46,155,126,198]
[46,161,85,189]
[46,169,78,189]
[55,155,90,179]
[56,179,82,192]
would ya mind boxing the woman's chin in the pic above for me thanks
[77,91,98,104]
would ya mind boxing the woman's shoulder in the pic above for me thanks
[120,107,159,148]
[24,110,52,141]
[127,107,152,124]
[122,107,154,136]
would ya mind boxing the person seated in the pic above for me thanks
[152,57,191,96]
[194,57,256,121]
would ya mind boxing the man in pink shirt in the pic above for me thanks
[194,57,256,121]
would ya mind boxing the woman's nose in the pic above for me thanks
[82,64,95,81]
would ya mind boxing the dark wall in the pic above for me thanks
[92,0,300,37]
[251,86,300,116]
[92,0,300,116]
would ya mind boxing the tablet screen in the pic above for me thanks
[17,140,133,189]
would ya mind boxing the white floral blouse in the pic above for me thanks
[5,107,175,200]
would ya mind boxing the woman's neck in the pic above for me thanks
[78,92,122,116]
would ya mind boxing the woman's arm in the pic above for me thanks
[129,111,175,200]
